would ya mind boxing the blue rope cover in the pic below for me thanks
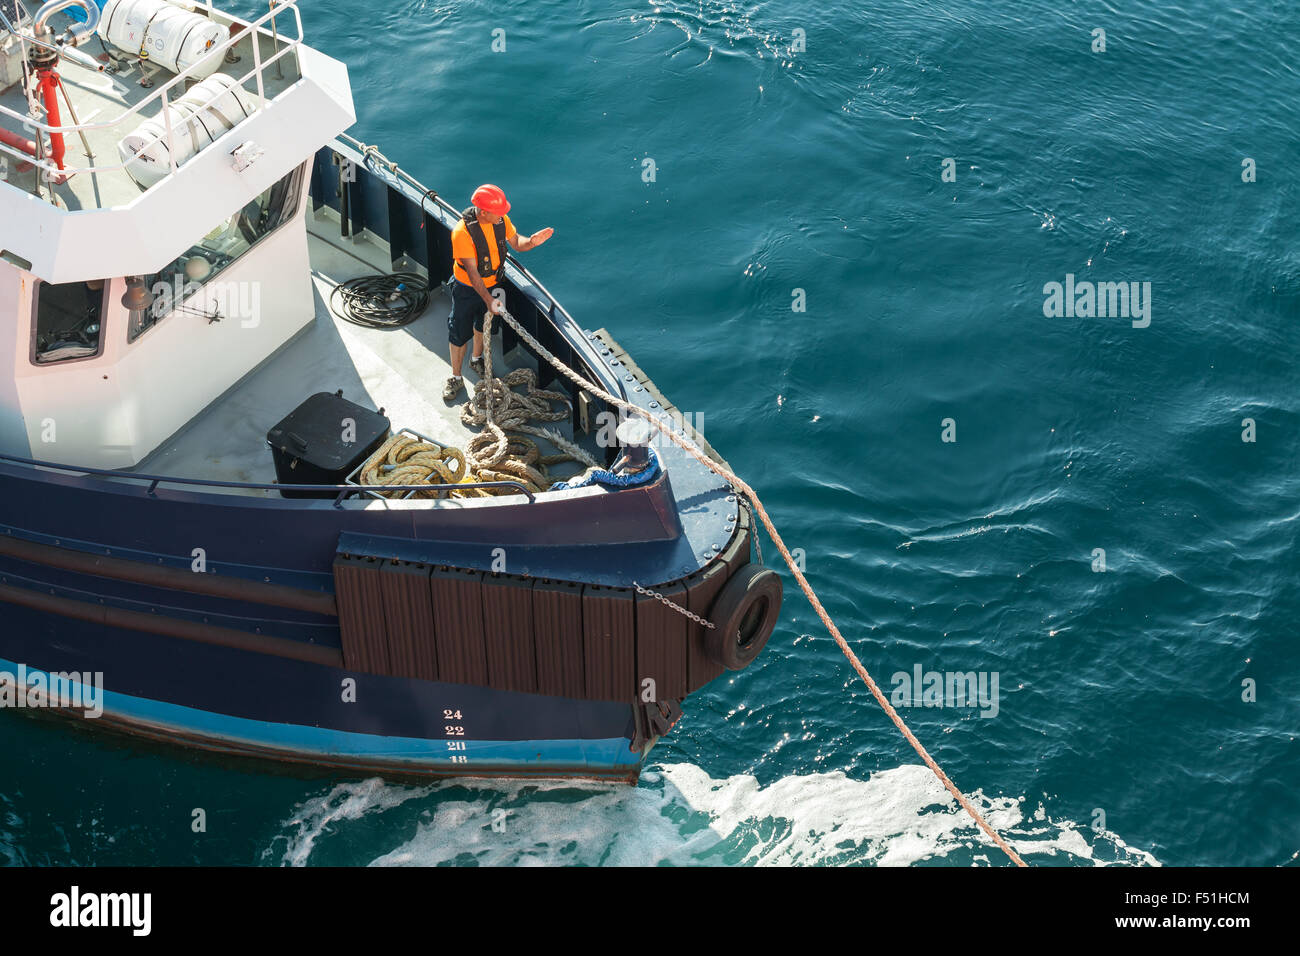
[551,448,661,491]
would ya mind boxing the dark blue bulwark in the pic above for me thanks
[0,459,688,590]
[356,168,392,242]
[386,187,424,271]
[309,149,335,215]
[336,533,698,590]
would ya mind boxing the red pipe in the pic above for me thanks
[0,127,36,157]
[36,67,66,183]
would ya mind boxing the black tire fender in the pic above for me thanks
[705,564,782,671]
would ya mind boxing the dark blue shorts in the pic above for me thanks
[447,281,498,347]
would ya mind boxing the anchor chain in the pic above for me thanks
[632,581,716,629]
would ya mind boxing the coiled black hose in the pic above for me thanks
[329,273,431,329]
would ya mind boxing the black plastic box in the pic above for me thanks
[266,391,391,498]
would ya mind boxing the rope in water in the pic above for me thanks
[484,309,1028,867]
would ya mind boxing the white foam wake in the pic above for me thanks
[266,763,1161,867]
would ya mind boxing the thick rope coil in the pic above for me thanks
[358,341,600,498]
[455,330,598,491]
[465,433,548,492]
[460,367,572,433]
[484,308,1028,867]
[358,433,467,498]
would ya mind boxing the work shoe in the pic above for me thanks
[442,375,464,403]
[469,355,485,377]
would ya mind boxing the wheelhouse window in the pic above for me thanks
[130,162,306,342]
[31,280,107,364]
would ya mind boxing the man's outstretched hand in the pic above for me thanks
[529,227,554,248]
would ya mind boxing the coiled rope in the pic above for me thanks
[484,309,1028,867]
[458,326,599,492]
[329,273,431,329]
[359,433,467,498]
[358,431,555,498]
[355,349,601,497]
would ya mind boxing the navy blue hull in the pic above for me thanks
[0,459,723,781]
[0,604,644,782]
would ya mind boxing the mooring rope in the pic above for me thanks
[460,364,597,479]
[358,433,467,498]
[484,309,1028,867]
[360,430,567,498]
[358,338,599,497]
[459,317,598,494]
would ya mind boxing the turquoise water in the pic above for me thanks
[3,0,1297,866]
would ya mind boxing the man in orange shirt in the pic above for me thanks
[443,184,554,401]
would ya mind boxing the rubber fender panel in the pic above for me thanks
[705,564,782,671]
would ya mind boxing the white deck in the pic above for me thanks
[134,217,591,496]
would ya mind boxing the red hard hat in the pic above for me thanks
[471,184,510,215]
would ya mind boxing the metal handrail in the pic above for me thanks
[0,450,535,505]
[334,132,629,405]
[0,0,302,132]
[0,0,304,185]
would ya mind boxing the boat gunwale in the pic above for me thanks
[0,449,539,501]
[0,449,672,509]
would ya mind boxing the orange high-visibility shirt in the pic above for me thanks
[451,214,516,287]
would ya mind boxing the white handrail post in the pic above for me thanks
[270,0,284,80]
[160,87,177,174]
[293,4,304,73]
[252,19,265,109]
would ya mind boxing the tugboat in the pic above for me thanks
[0,0,781,782]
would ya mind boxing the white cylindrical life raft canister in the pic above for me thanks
[118,73,255,188]
[98,0,226,78]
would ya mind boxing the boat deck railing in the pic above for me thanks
[0,0,302,194]
[0,449,535,506]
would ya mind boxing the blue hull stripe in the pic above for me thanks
[0,657,642,774]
